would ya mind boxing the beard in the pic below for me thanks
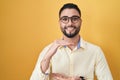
[60,25,80,38]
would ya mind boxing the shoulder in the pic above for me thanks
[81,39,104,55]
[42,43,53,51]
[81,38,101,50]
[37,43,53,59]
[82,39,105,58]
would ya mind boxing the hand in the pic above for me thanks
[51,73,68,80]
[46,39,74,59]
[51,73,81,80]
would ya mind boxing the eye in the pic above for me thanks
[72,17,79,21]
[62,17,68,21]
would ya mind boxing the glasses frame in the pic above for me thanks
[60,16,80,24]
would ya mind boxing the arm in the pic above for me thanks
[41,40,74,73]
[30,40,74,80]
[95,48,113,80]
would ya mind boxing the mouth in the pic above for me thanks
[65,26,76,33]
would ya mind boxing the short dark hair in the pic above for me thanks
[59,3,81,17]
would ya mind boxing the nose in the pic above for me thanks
[67,18,73,26]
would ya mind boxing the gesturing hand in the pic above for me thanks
[51,73,81,80]
[46,39,74,58]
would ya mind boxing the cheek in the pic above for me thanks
[60,22,66,28]
[76,22,81,27]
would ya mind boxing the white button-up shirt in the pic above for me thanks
[30,38,113,80]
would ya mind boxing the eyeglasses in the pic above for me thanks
[60,16,80,24]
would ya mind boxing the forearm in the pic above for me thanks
[41,41,60,73]
[51,73,84,80]
[41,55,51,73]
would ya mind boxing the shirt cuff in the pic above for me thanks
[39,66,50,79]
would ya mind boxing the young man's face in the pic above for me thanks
[59,8,82,38]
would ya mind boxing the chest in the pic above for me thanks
[51,48,96,78]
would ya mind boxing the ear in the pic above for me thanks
[80,18,82,22]
[59,19,61,24]
[80,18,82,23]
[59,19,60,23]
[79,18,82,26]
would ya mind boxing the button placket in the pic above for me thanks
[69,52,74,76]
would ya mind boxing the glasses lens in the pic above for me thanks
[60,17,68,24]
[71,16,80,23]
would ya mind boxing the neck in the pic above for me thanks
[63,34,80,47]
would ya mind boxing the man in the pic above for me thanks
[30,3,113,80]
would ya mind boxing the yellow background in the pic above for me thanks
[0,0,120,80]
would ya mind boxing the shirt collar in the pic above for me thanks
[77,39,81,49]
[62,37,86,49]
[80,38,86,49]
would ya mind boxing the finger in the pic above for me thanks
[58,40,74,46]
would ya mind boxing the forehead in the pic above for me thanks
[60,8,80,17]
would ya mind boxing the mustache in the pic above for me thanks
[64,26,76,29]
